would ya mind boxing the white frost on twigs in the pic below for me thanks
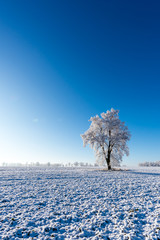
[81,108,131,167]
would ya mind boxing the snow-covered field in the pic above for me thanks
[0,167,160,240]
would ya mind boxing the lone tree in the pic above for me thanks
[81,109,131,170]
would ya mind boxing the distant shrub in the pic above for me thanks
[139,161,160,167]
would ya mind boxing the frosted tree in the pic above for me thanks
[81,109,131,170]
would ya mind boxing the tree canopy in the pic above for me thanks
[81,109,131,170]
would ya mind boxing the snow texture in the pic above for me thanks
[0,167,160,239]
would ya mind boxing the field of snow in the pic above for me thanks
[0,167,160,240]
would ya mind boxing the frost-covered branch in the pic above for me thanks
[81,108,131,170]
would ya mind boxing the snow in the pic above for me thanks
[0,167,160,239]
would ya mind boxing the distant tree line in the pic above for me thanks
[139,161,160,167]
[1,162,99,168]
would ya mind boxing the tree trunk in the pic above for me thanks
[106,150,111,170]
[100,137,112,170]
[107,130,112,170]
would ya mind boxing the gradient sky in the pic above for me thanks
[0,0,160,166]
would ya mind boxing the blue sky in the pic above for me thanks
[0,0,160,166]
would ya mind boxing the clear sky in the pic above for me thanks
[0,0,160,166]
